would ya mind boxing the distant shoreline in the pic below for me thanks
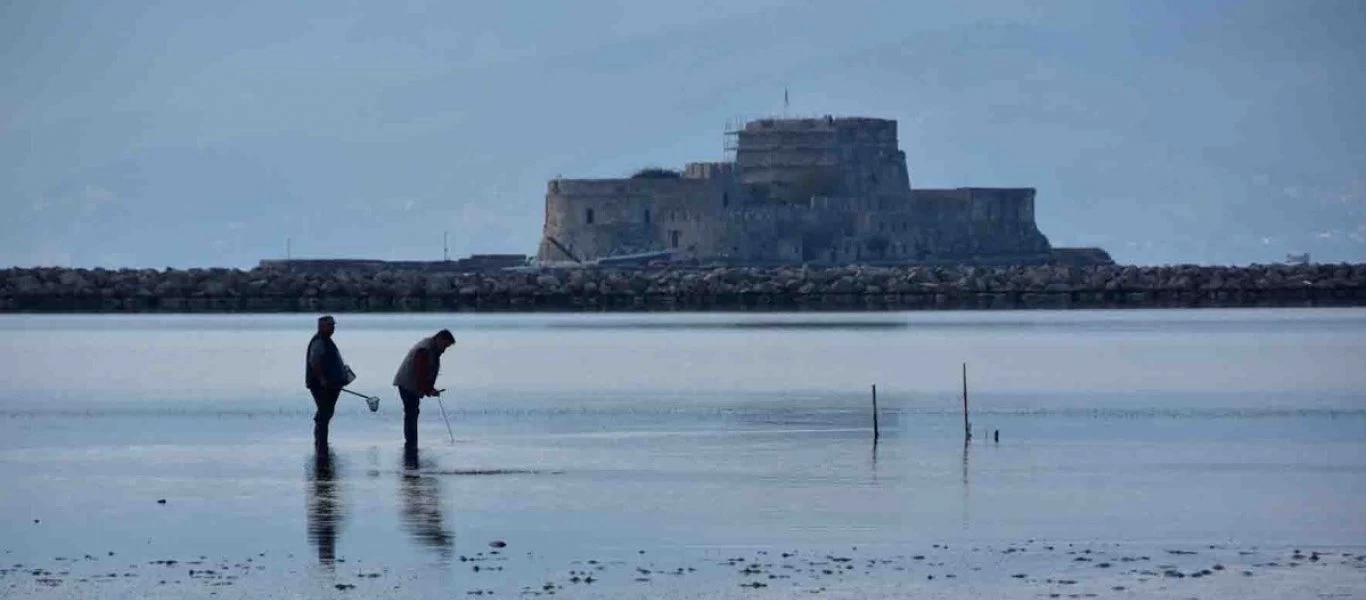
[2,263,1363,313]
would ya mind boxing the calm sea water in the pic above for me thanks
[1,309,1363,598]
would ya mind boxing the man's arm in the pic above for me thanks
[412,348,437,396]
[308,340,328,388]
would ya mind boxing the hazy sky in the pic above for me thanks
[3,0,1364,268]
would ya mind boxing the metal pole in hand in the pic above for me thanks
[433,391,455,444]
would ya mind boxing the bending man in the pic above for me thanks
[392,329,456,448]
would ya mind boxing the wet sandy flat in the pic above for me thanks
[2,310,1364,598]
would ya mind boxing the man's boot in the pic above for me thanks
[403,414,418,449]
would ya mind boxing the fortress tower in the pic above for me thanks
[537,116,1053,265]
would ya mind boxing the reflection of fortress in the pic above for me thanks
[538,116,1096,265]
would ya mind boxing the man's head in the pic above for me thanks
[434,329,455,352]
[317,315,336,337]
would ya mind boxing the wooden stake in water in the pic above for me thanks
[962,362,971,440]
[871,384,880,443]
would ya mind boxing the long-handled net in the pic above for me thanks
[340,388,381,412]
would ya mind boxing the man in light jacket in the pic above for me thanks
[392,329,456,448]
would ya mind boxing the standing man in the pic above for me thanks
[392,329,456,448]
[306,315,350,447]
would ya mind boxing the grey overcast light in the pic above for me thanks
[3,0,1364,268]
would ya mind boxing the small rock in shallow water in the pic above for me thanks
[156,499,166,505]
[489,540,506,548]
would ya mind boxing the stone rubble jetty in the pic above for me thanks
[1,263,1363,313]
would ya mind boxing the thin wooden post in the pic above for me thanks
[871,384,880,443]
[962,362,971,440]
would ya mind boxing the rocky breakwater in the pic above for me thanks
[1,263,1364,312]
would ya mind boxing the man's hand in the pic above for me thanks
[424,388,444,397]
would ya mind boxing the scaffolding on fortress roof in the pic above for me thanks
[723,114,896,159]
[724,114,890,133]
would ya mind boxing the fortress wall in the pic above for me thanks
[908,188,973,221]
[962,187,1037,226]
[683,162,736,180]
[663,204,816,262]
[810,195,907,213]
[539,177,733,261]
[904,188,1050,259]
[908,188,1037,226]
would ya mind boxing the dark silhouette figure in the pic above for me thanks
[306,315,351,447]
[306,449,344,567]
[392,330,456,448]
[399,446,454,560]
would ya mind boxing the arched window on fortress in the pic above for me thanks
[722,192,729,208]
[644,208,651,224]
[585,208,595,225]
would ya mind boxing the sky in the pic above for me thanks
[2,0,1364,268]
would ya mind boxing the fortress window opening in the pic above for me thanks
[585,208,595,225]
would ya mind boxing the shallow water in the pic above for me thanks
[1,309,1364,598]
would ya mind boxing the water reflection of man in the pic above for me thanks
[399,447,454,560]
[306,450,343,567]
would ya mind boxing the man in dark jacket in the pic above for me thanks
[306,315,350,447]
[392,329,456,448]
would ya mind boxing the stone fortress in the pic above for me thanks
[538,116,1099,266]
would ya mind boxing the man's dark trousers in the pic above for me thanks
[399,387,422,447]
[310,387,341,446]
